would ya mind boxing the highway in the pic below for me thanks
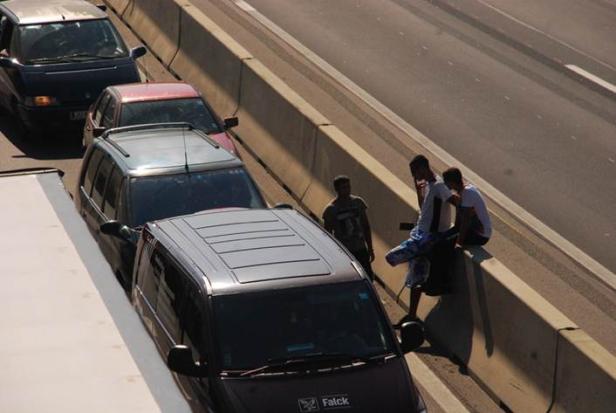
[1,2,612,410]
[0,7,505,410]
[200,0,616,276]
[182,0,616,355]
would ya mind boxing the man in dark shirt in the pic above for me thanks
[322,175,375,281]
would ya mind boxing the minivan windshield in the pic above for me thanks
[130,167,265,227]
[120,98,222,134]
[16,19,128,64]
[213,282,396,372]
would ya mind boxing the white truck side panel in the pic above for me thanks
[0,172,190,413]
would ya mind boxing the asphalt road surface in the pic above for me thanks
[209,0,616,276]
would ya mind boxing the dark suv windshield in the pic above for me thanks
[120,99,222,134]
[16,19,128,64]
[130,167,265,227]
[213,282,396,371]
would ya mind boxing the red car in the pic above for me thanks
[83,82,239,154]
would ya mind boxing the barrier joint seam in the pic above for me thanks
[168,6,183,68]
[233,57,254,117]
[545,326,579,413]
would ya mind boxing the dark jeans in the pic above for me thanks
[462,230,489,246]
[350,248,374,282]
[444,227,489,246]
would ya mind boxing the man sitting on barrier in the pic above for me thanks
[443,167,492,246]
[386,154,453,321]
[323,175,375,282]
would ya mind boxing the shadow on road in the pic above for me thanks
[0,115,84,161]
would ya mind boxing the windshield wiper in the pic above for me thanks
[59,52,120,61]
[28,53,120,64]
[237,352,376,377]
[27,56,69,64]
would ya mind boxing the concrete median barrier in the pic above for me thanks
[552,329,616,412]
[422,252,577,412]
[169,4,253,117]
[235,60,329,199]
[121,0,183,65]
[104,0,130,15]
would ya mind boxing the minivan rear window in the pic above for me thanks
[130,167,265,227]
[213,282,396,371]
[15,19,128,64]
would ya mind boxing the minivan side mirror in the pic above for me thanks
[92,126,106,138]
[168,345,208,377]
[223,116,239,129]
[130,46,147,59]
[399,321,424,353]
[0,57,15,69]
[100,220,133,242]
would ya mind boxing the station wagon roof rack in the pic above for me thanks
[101,122,221,149]
[106,139,131,158]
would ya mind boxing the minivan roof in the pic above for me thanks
[147,208,365,295]
[101,125,241,175]
[0,0,108,25]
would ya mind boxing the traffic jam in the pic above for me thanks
[0,1,428,412]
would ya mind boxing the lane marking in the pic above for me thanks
[566,64,616,94]
[231,0,616,291]
[475,0,616,72]
[406,353,471,413]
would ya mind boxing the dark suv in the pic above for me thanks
[114,207,427,413]
[0,0,145,132]
[75,123,266,289]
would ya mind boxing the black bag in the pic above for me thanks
[421,236,456,296]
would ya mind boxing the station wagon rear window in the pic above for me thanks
[15,19,128,64]
[130,167,265,226]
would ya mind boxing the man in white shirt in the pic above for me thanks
[443,167,491,246]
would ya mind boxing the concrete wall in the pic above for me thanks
[553,329,616,412]
[107,0,616,410]
[169,4,252,117]
[121,0,183,65]
[235,60,328,199]
[105,0,129,15]
[421,251,577,412]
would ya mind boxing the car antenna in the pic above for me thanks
[182,127,189,173]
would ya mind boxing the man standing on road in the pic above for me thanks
[443,167,491,246]
[323,175,375,282]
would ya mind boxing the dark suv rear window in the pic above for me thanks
[15,19,128,64]
[129,167,265,227]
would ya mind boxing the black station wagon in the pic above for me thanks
[75,123,265,289]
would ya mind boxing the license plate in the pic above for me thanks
[69,111,86,121]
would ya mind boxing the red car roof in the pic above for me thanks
[111,82,201,104]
